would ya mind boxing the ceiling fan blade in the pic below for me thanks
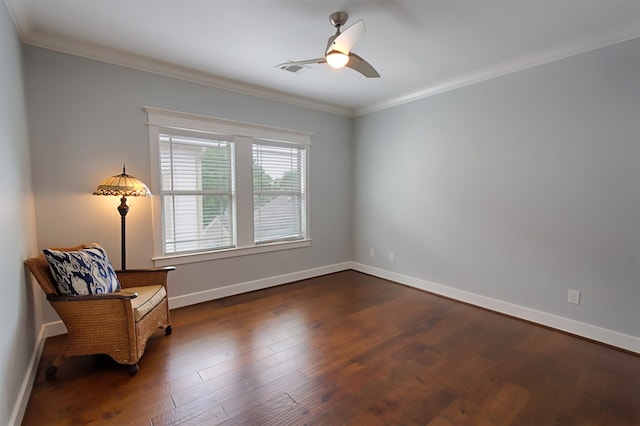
[275,57,326,68]
[327,19,366,55]
[346,52,380,78]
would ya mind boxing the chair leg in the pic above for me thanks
[165,325,172,336]
[45,354,64,380]
[45,365,57,380]
[128,364,139,375]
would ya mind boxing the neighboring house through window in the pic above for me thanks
[146,107,311,265]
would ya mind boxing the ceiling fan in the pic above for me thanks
[276,11,380,78]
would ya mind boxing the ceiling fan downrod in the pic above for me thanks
[329,11,349,33]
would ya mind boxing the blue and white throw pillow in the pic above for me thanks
[43,244,121,296]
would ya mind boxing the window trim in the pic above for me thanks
[145,107,312,266]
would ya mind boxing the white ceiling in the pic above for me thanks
[6,0,640,116]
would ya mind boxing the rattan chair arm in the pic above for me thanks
[46,292,138,302]
[116,266,175,290]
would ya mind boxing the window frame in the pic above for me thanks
[146,107,312,266]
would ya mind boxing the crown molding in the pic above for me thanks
[4,0,32,40]
[20,28,355,117]
[355,22,640,116]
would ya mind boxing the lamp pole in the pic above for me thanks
[117,196,129,270]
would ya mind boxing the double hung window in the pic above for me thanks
[159,133,235,254]
[146,107,311,265]
[253,142,306,244]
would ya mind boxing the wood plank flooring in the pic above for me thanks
[23,270,640,425]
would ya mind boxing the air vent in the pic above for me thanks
[278,63,309,74]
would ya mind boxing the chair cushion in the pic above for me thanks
[125,285,167,322]
[43,244,120,296]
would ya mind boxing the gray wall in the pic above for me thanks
[0,1,39,422]
[353,39,640,337]
[24,46,353,324]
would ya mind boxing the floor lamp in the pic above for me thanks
[93,165,152,270]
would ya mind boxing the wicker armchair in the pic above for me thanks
[25,246,175,377]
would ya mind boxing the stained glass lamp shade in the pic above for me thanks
[93,166,151,270]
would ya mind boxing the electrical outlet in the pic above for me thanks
[369,248,375,258]
[567,289,581,305]
[389,252,395,262]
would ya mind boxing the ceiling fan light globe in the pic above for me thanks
[326,51,349,68]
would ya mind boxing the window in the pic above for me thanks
[253,142,306,244]
[146,107,311,265]
[160,134,235,254]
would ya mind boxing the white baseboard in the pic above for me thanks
[351,262,640,354]
[8,325,47,426]
[168,262,352,309]
[41,262,353,338]
[43,320,67,337]
[41,261,640,352]
[37,261,640,351]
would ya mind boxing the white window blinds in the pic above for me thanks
[147,107,311,263]
[159,134,235,254]
[253,142,306,244]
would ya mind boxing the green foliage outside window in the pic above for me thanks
[201,145,231,226]
[200,143,302,231]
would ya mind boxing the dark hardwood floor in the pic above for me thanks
[23,270,640,425]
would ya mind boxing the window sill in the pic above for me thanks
[152,239,311,267]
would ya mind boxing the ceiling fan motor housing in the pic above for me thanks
[329,11,348,29]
